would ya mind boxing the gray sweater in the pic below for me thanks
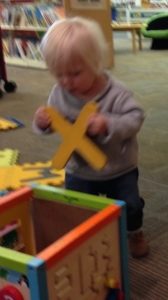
[35,73,145,180]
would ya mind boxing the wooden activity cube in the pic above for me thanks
[0,185,130,300]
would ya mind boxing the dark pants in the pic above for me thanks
[65,168,144,231]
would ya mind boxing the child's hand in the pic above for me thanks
[87,113,108,136]
[34,106,51,130]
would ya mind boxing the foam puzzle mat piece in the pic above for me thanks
[0,118,18,130]
[0,161,65,190]
[0,149,19,167]
[0,117,24,130]
[46,103,107,170]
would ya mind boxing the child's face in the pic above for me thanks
[56,57,97,99]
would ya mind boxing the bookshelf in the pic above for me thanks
[0,1,64,69]
[0,0,114,69]
[115,7,168,23]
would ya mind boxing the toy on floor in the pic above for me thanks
[0,118,18,130]
[0,161,65,190]
[0,117,24,130]
[0,185,130,300]
[46,102,107,170]
[0,149,19,167]
[0,148,19,196]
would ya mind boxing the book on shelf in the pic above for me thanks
[33,6,47,27]
[14,37,27,58]
[13,6,26,27]
[2,37,43,61]
[0,3,64,28]
[0,6,13,26]
[2,38,10,56]
[40,7,59,26]
[26,39,42,60]
[7,38,18,57]
[23,5,38,27]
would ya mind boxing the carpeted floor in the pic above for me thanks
[1,35,168,299]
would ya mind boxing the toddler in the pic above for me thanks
[33,17,149,258]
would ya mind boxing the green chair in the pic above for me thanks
[141,13,168,49]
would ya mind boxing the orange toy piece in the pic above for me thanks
[46,102,107,170]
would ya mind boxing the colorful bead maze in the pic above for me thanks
[0,185,130,300]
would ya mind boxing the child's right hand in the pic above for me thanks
[34,106,51,130]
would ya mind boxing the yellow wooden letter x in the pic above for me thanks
[45,102,107,170]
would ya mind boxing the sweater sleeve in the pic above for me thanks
[99,90,145,144]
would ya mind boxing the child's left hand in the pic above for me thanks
[87,113,108,136]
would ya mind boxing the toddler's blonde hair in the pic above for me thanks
[40,17,109,77]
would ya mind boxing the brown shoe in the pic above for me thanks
[128,230,150,258]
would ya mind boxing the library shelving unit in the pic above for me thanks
[0,0,114,69]
[0,0,64,69]
[115,6,168,23]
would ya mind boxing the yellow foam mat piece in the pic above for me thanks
[0,161,65,190]
[0,149,19,167]
[0,118,18,130]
